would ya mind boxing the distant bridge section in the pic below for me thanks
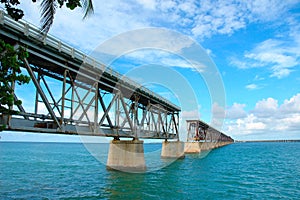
[0,11,180,140]
[184,120,234,153]
[186,120,233,143]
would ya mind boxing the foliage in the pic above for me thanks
[1,0,94,33]
[0,40,31,130]
[0,0,24,20]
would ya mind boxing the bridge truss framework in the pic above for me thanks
[0,11,180,140]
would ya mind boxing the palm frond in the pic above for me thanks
[40,0,57,34]
[81,0,94,19]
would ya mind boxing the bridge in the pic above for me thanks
[184,120,234,153]
[0,11,233,171]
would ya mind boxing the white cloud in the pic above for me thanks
[280,93,300,113]
[15,0,299,81]
[226,103,247,119]
[229,57,250,69]
[240,114,266,130]
[136,0,157,10]
[254,75,264,81]
[118,50,197,69]
[90,28,195,65]
[17,0,299,50]
[247,39,298,78]
[246,84,258,90]
[245,0,296,21]
[230,33,300,78]
[224,93,300,139]
[191,1,247,37]
[19,1,152,52]
[252,98,278,117]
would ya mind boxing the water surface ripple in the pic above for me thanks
[0,142,299,199]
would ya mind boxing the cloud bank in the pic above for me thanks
[225,93,300,139]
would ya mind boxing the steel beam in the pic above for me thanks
[24,58,61,129]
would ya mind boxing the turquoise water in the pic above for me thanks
[1,142,299,199]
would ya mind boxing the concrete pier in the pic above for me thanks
[161,141,185,159]
[184,142,202,154]
[107,139,146,172]
[201,142,215,150]
[184,141,234,152]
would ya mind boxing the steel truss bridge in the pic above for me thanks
[186,120,234,143]
[0,11,180,140]
[0,11,234,144]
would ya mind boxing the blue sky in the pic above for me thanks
[1,0,300,141]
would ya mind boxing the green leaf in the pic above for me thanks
[0,40,30,115]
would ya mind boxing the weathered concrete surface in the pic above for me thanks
[107,139,146,172]
[184,142,202,154]
[200,142,214,151]
[201,141,233,150]
[161,141,185,159]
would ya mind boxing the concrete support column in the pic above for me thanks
[107,139,146,172]
[184,142,202,154]
[161,141,185,159]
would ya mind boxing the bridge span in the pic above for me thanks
[0,10,180,140]
[0,11,233,171]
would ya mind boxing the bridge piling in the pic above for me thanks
[161,140,185,159]
[106,139,146,172]
[184,142,202,154]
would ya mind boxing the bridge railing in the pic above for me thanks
[0,10,180,111]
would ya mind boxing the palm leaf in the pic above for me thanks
[40,0,57,34]
[39,0,94,34]
[81,0,94,19]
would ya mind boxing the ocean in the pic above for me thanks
[0,141,299,199]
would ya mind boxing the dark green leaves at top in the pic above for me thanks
[1,0,24,21]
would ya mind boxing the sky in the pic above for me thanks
[1,0,300,142]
